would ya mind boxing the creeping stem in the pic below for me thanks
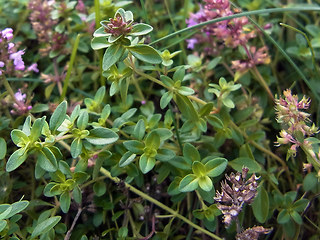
[99,167,223,240]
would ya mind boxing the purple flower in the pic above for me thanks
[14,89,26,102]
[27,63,39,73]
[0,61,4,75]
[1,28,13,41]
[8,42,14,50]
[11,89,32,115]
[186,38,198,49]
[9,50,25,71]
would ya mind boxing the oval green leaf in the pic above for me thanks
[31,216,61,238]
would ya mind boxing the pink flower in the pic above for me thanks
[9,50,25,71]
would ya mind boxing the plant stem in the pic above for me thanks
[60,34,81,102]
[99,167,223,240]
[250,66,274,101]
[229,120,294,189]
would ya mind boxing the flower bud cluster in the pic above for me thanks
[214,167,259,227]
[104,15,133,37]
[275,89,319,159]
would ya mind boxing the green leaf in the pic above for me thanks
[85,128,119,145]
[205,157,228,177]
[145,131,160,150]
[123,140,144,154]
[91,36,111,50]
[93,26,109,37]
[6,148,28,172]
[50,101,67,132]
[173,67,185,82]
[139,154,156,174]
[150,128,173,142]
[73,172,89,184]
[199,103,214,117]
[73,185,82,204]
[128,45,162,64]
[94,86,106,104]
[70,138,83,158]
[290,211,303,225]
[6,200,29,219]
[198,176,213,192]
[0,137,7,160]
[133,119,145,140]
[11,129,29,147]
[228,157,261,173]
[169,156,192,170]
[192,161,206,177]
[22,116,31,136]
[31,216,61,238]
[207,56,222,70]
[252,186,269,223]
[119,151,137,167]
[60,191,71,213]
[178,86,194,96]
[77,111,89,130]
[178,174,199,192]
[50,170,66,183]
[0,205,12,220]
[30,103,49,113]
[156,149,175,162]
[37,147,58,172]
[198,187,215,204]
[167,177,182,195]
[183,143,200,162]
[207,115,224,129]
[0,220,6,232]
[130,23,153,36]
[174,94,199,122]
[160,75,174,87]
[277,209,290,224]
[292,199,309,212]
[222,97,235,108]
[160,91,173,109]
[93,181,107,197]
[102,44,125,71]
[30,117,45,142]
[303,172,318,191]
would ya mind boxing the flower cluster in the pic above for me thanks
[10,89,32,115]
[214,167,259,227]
[28,0,68,56]
[0,28,38,76]
[236,226,272,240]
[186,0,255,50]
[275,89,319,159]
[186,0,270,72]
[231,46,270,73]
